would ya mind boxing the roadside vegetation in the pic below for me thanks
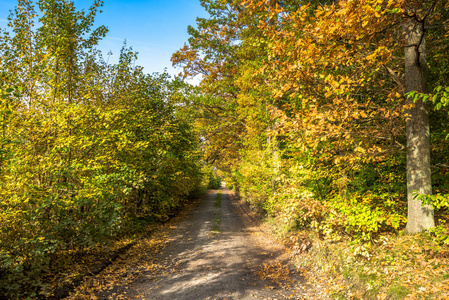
[0,0,218,298]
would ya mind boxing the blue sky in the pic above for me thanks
[0,0,207,77]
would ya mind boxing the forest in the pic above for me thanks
[1,0,449,299]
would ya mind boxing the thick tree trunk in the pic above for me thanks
[403,17,434,234]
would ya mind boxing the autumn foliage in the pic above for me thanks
[174,0,449,253]
[0,0,208,297]
[1,0,449,298]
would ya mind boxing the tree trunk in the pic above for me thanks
[403,16,434,234]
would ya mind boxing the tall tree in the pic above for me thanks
[172,0,246,171]
[241,0,443,234]
[403,1,437,233]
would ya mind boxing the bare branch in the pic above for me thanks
[383,65,405,92]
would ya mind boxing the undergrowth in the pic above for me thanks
[0,195,204,299]
[287,230,449,299]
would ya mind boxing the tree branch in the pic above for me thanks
[383,65,405,93]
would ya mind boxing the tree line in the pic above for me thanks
[173,0,449,242]
[0,0,209,297]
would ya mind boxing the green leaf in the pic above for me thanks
[432,94,438,103]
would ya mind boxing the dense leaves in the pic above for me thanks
[178,0,449,237]
[0,0,206,298]
[174,0,449,254]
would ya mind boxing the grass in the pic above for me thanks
[387,283,410,299]
[211,191,222,236]
[215,191,222,207]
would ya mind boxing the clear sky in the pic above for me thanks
[0,0,207,76]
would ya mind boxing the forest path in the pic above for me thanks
[122,188,311,300]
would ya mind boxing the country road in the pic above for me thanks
[122,189,310,300]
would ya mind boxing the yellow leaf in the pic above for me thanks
[366,53,376,61]
[355,147,366,153]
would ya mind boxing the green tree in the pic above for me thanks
[0,1,206,297]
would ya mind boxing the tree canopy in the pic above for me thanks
[173,0,449,241]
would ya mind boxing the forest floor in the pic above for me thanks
[64,189,329,300]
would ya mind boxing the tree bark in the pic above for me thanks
[403,16,434,234]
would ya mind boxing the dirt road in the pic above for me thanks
[122,189,309,300]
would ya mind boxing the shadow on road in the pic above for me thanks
[107,189,306,300]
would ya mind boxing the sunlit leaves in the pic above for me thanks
[0,1,205,298]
